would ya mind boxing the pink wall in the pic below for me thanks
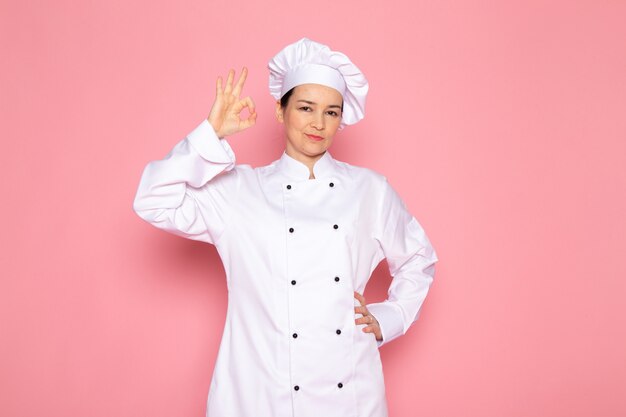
[2,1,625,416]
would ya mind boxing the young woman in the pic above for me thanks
[133,38,438,417]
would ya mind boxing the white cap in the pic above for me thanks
[268,38,369,128]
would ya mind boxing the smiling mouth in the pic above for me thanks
[305,133,324,141]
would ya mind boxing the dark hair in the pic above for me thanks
[280,87,295,108]
[279,86,344,112]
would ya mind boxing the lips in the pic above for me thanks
[305,133,324,141]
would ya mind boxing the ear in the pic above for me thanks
[275,101,284,124]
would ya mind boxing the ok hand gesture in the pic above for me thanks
[207,67,257,138]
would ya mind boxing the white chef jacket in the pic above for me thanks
[133,119,438,417]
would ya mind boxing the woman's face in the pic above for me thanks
[276,83,343,164]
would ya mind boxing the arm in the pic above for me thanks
[132,120,237,244]
[366,178,439,348]
[133,68,257,244]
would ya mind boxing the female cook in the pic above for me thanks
[133,38,438,417]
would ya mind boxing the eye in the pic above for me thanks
[298,106,312,112]
[326,110,340,117]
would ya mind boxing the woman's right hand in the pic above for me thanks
[207,67,257,138]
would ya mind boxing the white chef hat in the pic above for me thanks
[268,37,369,128]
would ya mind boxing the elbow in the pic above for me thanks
[132,193,153,222]
[133,201,144,220]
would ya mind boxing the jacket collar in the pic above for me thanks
[276,150,337,180]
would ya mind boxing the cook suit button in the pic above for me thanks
[286,184,291,189]
[329,182,334,187]
[289,227,294,233]
[338,382,343,388]
[291,280,296,285]
[336,329,341,335]
[294,385,300,391]
[333,224,339,229]
[334,276,340,282]
[292,333,298,338]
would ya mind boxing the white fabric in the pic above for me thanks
[133,120,438,417]
[282,63,347,98]
[268,38,369,128]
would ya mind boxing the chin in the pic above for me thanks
[304,143,329,154]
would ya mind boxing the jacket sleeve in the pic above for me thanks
[366,178,439,348]
[133,119,237,244]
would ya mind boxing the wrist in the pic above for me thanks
[207,118,224,138]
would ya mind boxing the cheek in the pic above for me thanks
[285,108,304,123]
[327,120,341,136]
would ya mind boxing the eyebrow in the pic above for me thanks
[297,99,342,109]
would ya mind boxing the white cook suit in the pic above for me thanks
[133,119,439,417]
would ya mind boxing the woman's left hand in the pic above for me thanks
[354,292,383,342]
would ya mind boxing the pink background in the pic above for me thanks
[2,1,625,416]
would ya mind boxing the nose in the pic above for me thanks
[311,111,325,130]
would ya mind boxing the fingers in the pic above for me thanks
[231,96,256,118]
[353,292,382,340]
[224,69,235,95]
[354,293,369,323]
[362,325,381,339]
[354,293,380,331]
[354,302,372,325]
[354,291,366,306]
[356,312,381,340]
[354,306,375,325]
[241,96,255,114]
[216,76,223,96]
[355,315,374,326]
[243,99,257,129]
[354,305,368,316]
[230,96,257,131]
[216,67,249,103]
[210,69,254,137]
[232,67,248,98]
[239,111,257,130]
[216,67,249,94]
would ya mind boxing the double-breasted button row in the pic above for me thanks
[293,383,344,391]
[289,276,342,338]
[285,183,343,395]
[291,277,340,284]
[290,329,341,337]
[285,182,335,190]
[288,224,338,232]
[284,179,338,233]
